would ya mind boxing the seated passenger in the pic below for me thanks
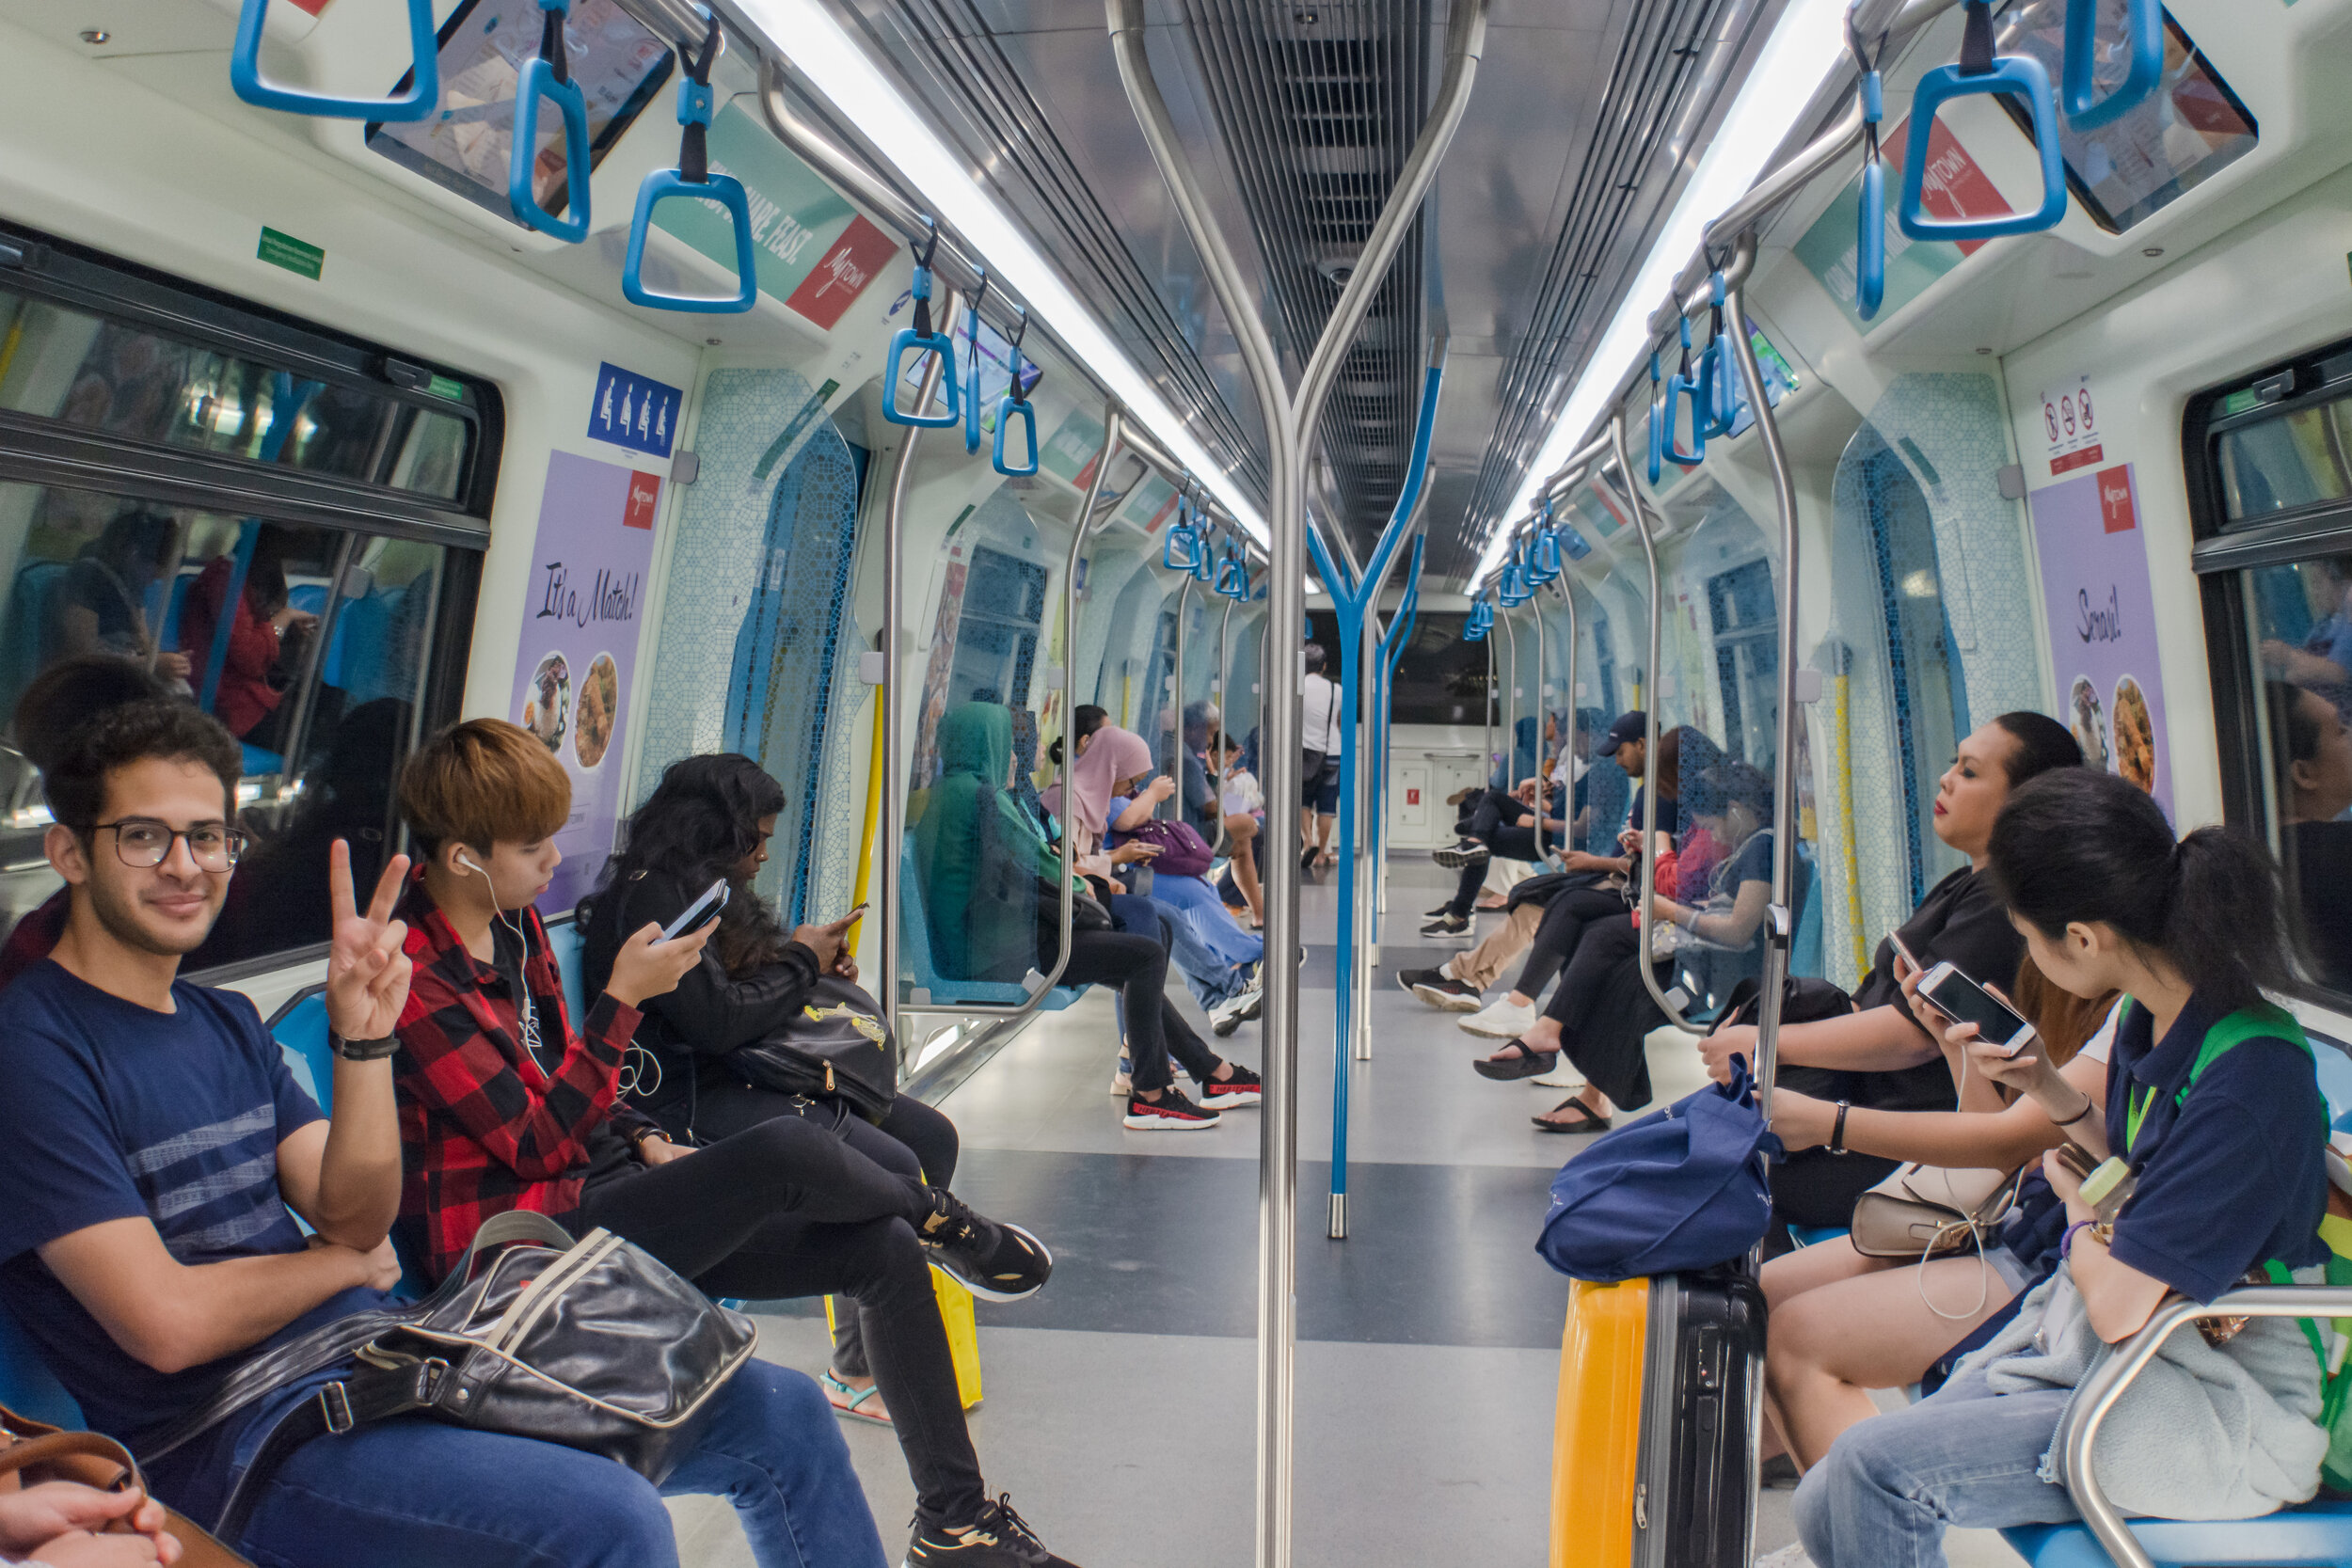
[915,701,1259,1129]
[0,654,172,990]
[581,752,969,1423]
[176,525,316,748]
[1476,760,1776,1131]
[1760,978,2118,1471]
[1207,729,1264,927]
[1698,714,2082,1248]
[1087,723,1267,1030]
[44,510,190,690]
[2266,679,2352,990]
[0,702,882,1567]
[1793,768,2331,1566]
[389,721,1073,1568]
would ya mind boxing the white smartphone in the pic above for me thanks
[1916,960,2037,1056]
[660,879,730,942]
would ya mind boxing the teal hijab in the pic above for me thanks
[913,703,1062,978]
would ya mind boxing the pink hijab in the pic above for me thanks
[1068,723,1156,843]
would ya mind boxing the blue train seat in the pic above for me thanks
[0,1305,84,1430]
[541,914,593,1032]
[2002,1502,2352,1566]
[898,839,1085,1012]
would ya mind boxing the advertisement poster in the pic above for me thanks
[1793,114,2006,327]
[512,451,663,910]
[2027,464,2169,814]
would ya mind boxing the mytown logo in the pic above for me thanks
[807,245,869,302]
[623,472,660,531]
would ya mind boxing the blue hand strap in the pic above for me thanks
[992,307,1040,475]
[2063,0,2163,131]
[233,0,438,121]
[509,0,590,244]
[624,21,758,312]
[962,271,991,456]
[1899,1,2068,242]
[883,223,961,427]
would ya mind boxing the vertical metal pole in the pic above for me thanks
[1213,594,1235,855]
[1483,625,1495,788]
[879,290,963,1034]
[1168,576,1193,818]
[1109,5,1486,1556]
[1550,574,1580,855]
[1530,532,1548,865]
[1495,599,1518,789]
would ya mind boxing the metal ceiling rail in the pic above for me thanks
[1107,2,1488,1563]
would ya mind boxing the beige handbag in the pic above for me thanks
[1848,1164,2022,1260]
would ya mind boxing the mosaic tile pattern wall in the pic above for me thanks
[635,367,868,917]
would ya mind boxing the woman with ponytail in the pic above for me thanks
[1791,768,2332,1567]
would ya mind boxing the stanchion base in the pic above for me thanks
[1327,1193,1347,1240]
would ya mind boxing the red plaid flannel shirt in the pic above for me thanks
[392,877,655,1282]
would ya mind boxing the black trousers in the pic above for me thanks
[1507,886,1633,995]
[1763,1147,1902,1259]
[993,926,1221,1092]
[1442,796,1549,917]
[575,1114,985,1528]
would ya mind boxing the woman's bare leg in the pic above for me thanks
[1226,814,1263,921]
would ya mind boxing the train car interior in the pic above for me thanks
[6,0,2352,1564]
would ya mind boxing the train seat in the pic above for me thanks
[2001,1502,2352,1566]
[541,915,593,1033]
[898,840,1086,1012]
[0,1303,84,1430]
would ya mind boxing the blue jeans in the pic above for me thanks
[1792,1370,2081,1568]
[230,1360,886,1568]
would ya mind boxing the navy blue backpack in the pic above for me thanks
[1534,1058,1782,1282]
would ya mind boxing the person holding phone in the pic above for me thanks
[1695,714,2083,1248]
[1791,768,2332,1567]
[398,726,1075,1568]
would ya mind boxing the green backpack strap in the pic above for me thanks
[2180,1002,2312,1108]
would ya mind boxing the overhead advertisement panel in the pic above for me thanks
[1793,116,2006,327]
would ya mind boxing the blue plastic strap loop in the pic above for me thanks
[882,325,961,427]
[1662,369,1706,468]
[1499,562,1531,607]
[993,399,1038,475]
[677,75,714,128]
[1533,528,1562,583]
[1862,68,1883,124]
[623,170,758,313]
[233,0,439,121]
[1162,522,1198,573]
[1899,13,2068,242]
[509,58,592,245]
[1856,159,1887,319]
[2062,0,2163,131]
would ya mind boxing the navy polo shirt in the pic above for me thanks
[2104,995,2328,1303]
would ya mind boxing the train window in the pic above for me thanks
[0,481,453,972]
[366,0,675,230]
[948,546,1047,712]
[1388,612,1486,725]
[2214,388,2352,527]
[1708,560,1779,771]
[0,285,480,504]
[1994,0,2257,233]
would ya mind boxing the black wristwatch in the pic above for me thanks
[330,1032,398,1062]
[1828,1100,1851,1155]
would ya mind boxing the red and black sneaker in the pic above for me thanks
[1122,1085,1221,1131]
[1197,1062,1262,1108]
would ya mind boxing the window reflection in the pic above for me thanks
[2249,557,2352,993]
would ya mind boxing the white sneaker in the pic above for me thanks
[1754,1546,1814,1568]
[1208,982,1262,1037]
[1460,996,1538,1038]
[1110,1056,1132,1095]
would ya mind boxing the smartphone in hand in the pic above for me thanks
[1916,960,2037,1056]
[660,879,730,942]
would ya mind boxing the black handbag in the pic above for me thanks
[727,975,899,1119]
[138,1212,756,1542]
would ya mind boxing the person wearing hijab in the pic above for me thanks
[914,703,1259,1129]
[1072,724,1265,1030]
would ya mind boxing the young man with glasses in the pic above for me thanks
[0,700,885,1567]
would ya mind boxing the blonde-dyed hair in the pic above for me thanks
[399,718,570,857]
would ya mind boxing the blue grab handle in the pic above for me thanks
[233,0,439,121]
[1695,341,1739,442]
[509,58,591,244]
[1899,55,2068,241]
[1162,522,1198,573]
[993,397,1038,475]
[1856,159,1886,320]
[1531,529,1561,584]
[624,170,758,312]
[882,326,960,426]
[1663,371,1706,468]
[963,356,985,455]
[2063,0,2164,131]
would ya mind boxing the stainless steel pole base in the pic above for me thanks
[1327,1192,1347,1240]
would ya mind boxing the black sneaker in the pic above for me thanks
[1123,1084,1221,1131]
[908,1495,1077,1566]
[1432,839,1492,870]
[918,1192,1054,1303]
[1397,965,1447,992]
[1197,1062,1262,1108]
[1411,974,1484,1012]
[1423,903,1455,918]
[1419,912,1469,937]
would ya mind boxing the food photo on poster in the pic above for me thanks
[2029,462,2171,814]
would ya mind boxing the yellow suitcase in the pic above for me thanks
[823,1267,983,1410]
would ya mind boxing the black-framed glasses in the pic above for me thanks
[92,818,247,871]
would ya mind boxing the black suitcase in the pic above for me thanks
[1631,1267,1767,1568]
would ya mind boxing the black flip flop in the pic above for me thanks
[1473,1040,1558,1081]
[1534,1099,1611,1133]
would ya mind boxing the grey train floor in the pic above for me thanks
[668,858,2025,1566]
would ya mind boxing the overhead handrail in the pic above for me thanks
[1851,17,1888,320]
[962,271,992,455]
[2062,0,2163,131]
[232,0,439,121]
[1899,0,2067,242]
[510,0,593,244]
[883,224,961,428]
[623,21,757,312]
[993,309,1040,476]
